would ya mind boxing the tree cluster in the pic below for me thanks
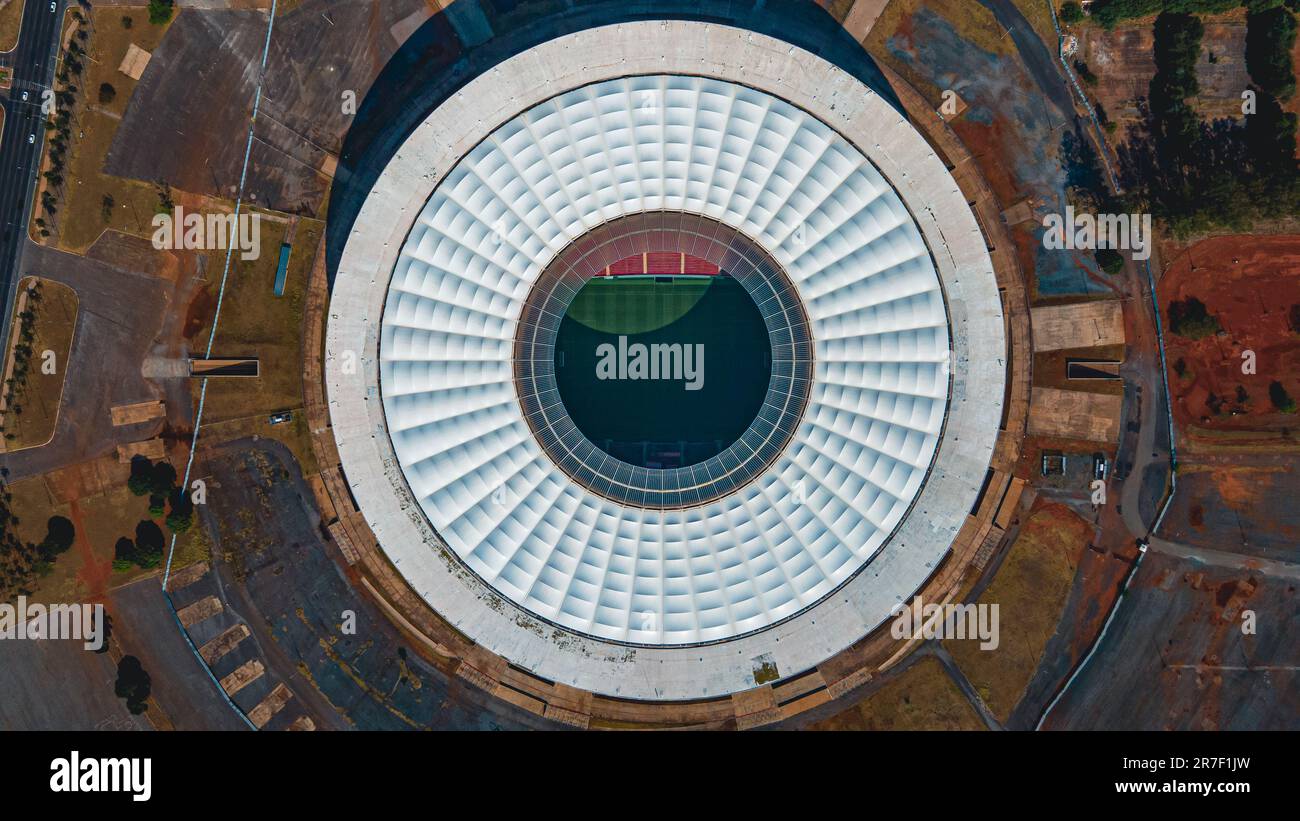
[0,283,45,439]
[1091,0,1291,28]
[116,457,194,572]
[1119,8,1300,235]
[0,471,77,602]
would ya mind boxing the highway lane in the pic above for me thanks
[0,0,64,351]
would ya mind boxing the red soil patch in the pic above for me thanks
[183,285,216,342]
[68,499,112,600]
[952,117,1019,209]
[1159,235,1300,433]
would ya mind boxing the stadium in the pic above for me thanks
[325,19,1007,702]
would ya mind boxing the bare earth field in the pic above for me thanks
[0,0,24,53]
[808,655,986,731]
[196,439,554,729]
[186,218,322,473]
[1081,15,1249,128]
[946,500,1093,722]
[867,0,1113,298]
[104,0,432,216]
[1158,235,1300,450]
[1159,456,1300,565]
[48,8,175,252]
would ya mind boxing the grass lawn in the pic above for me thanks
[80,484,158,584]
[945,501,1092,722]
[1012,0,1060,50]
[189,219,322,474]
[3,278,78,450]
[810,656,986,731]
[46,8,173,252]
[867,0,1019,98]
[4,475,74,603]
[0,0,24,52]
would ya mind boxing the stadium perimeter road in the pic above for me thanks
[0,0,63,353]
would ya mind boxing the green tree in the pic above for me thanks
[1269,380,1297,413]
[114,656,152,714]
[127,456,154,496]
[1246,6,1297,100]
[165,489,194,534]
[113,537,137,572]
[132,521,166,568]
[148,0,175,26]
[1168,297,1221,339]
[37,515,75,562]
[149,461,177,497]
[1096,247,1125,275]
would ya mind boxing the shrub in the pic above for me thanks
[1269,380,1297,412]
[1092,0,1163,29]
[1096,247,1126,275]
[1168,297,1221,339]
[147,0,174,26]
[1245,6,1298,100]
[114,656,152,714]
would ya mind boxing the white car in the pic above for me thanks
[20,90,28,102]
[27,133,35,144]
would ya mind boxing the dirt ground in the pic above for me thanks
[1033,343,1126,397]
[1158,235,1300,447]
[1081,14,1250,129]
[808,654,986,730]
[3,279,78,450]
[1012,0,1057,51]
[48,8,174,252]
[0,0,22,53]
[5,451,209,607]
[186,218,322,473]
[946,499,1094,722]
[104,0,431,216]
[1160,456,1300,565]
[867,0,1114,299]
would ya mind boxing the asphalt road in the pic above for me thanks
[0,0,64,350]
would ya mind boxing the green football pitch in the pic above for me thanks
[563,277,713,335]
[554,276,771,469]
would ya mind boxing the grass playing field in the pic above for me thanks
[555,276,771,468]
[564,277,712,335]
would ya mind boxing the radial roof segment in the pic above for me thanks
[328,20,1005,698]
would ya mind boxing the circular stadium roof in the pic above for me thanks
[327,21,1005,698]
[382,74,948,645]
